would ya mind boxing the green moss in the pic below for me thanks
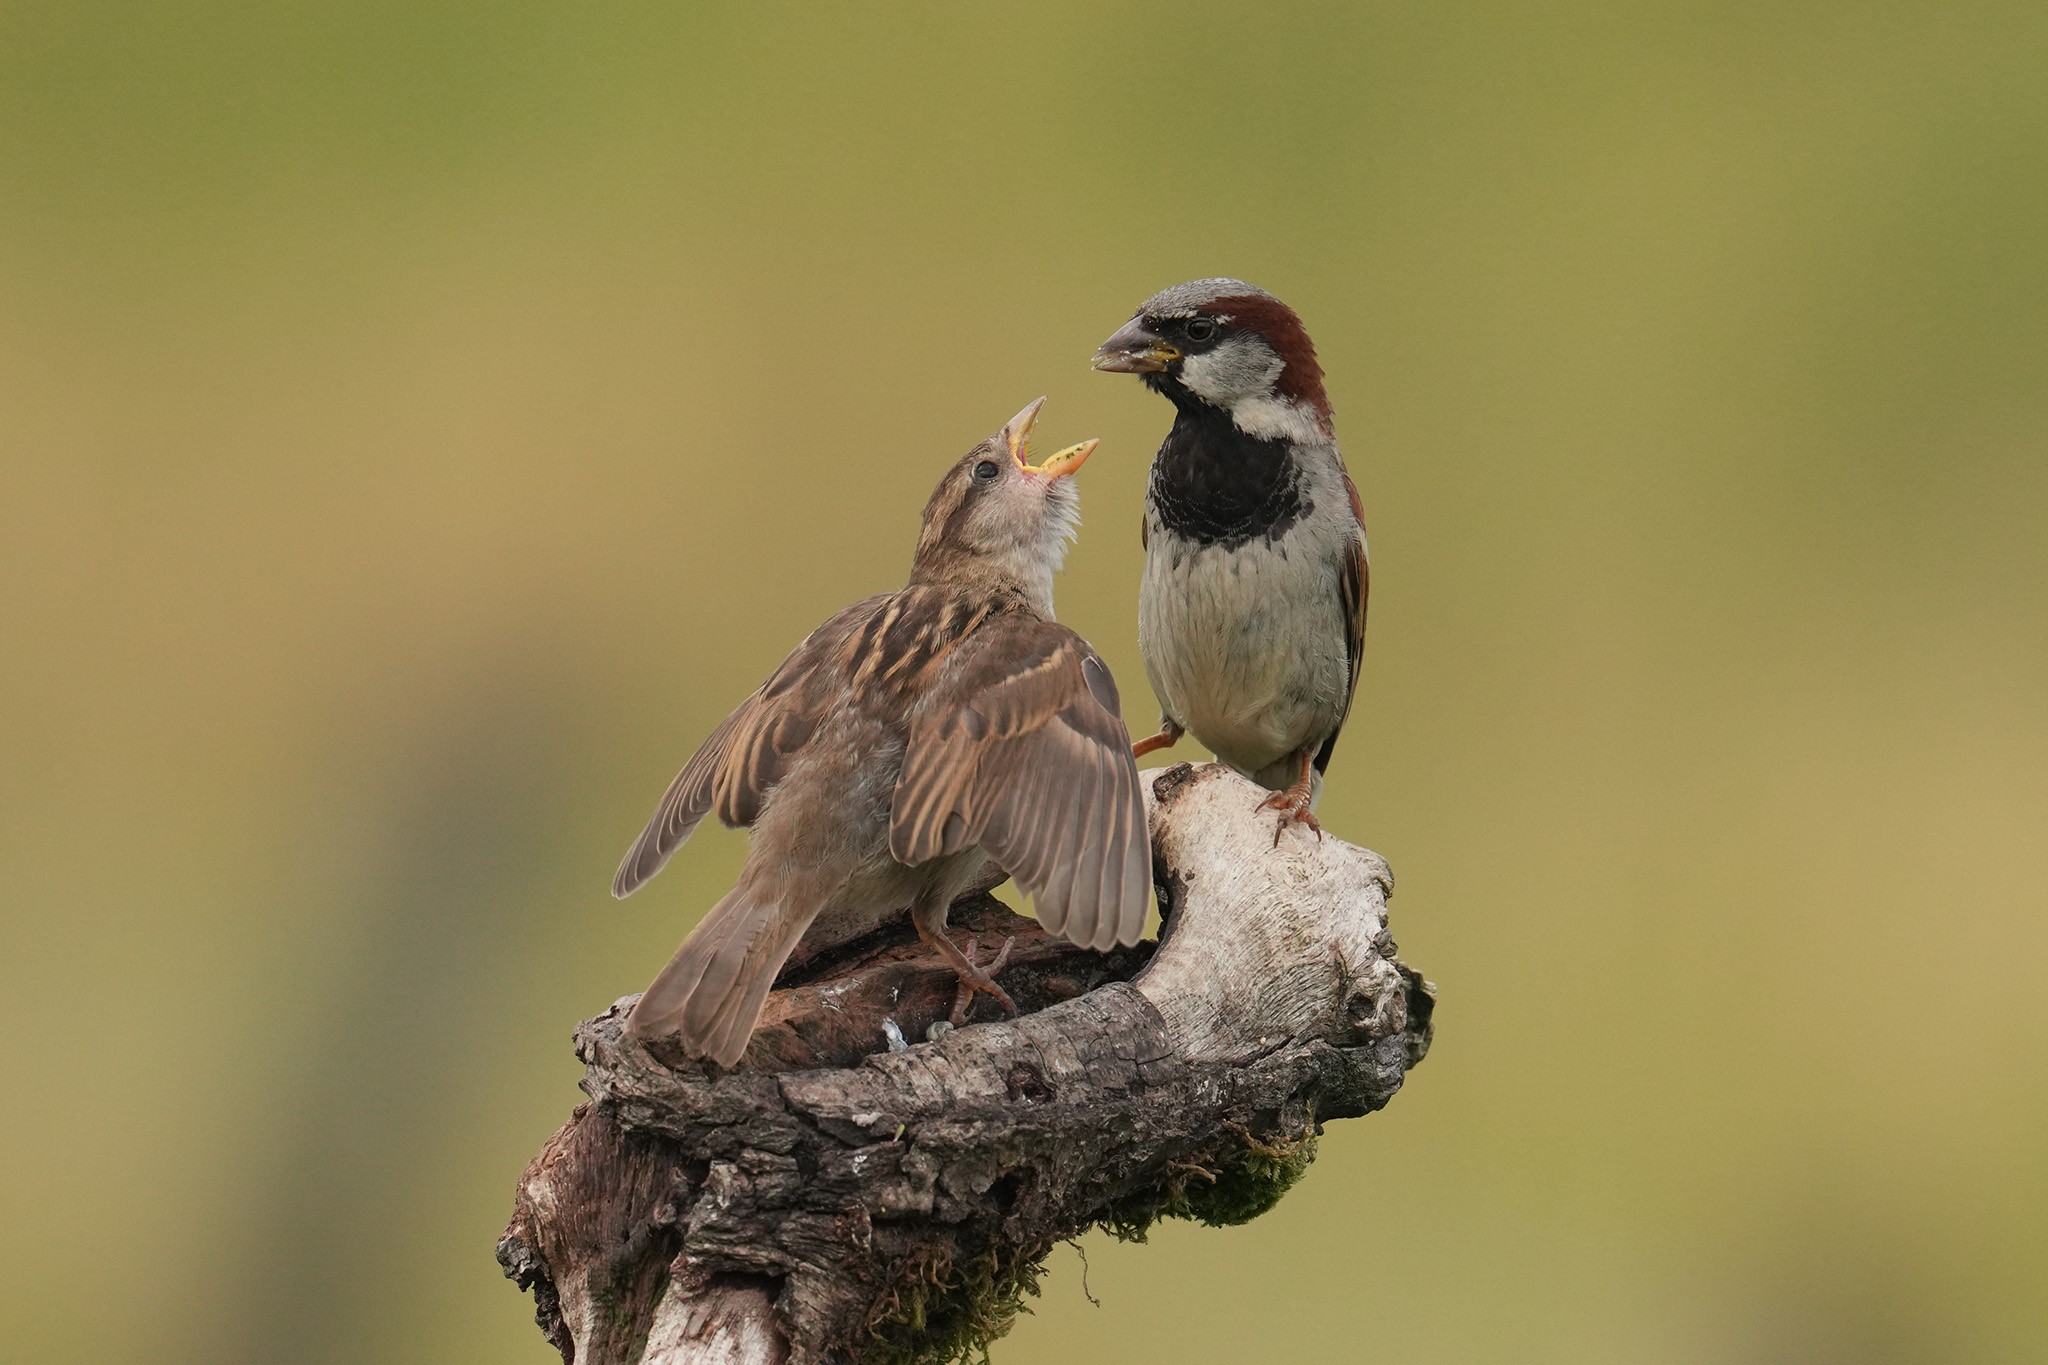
[863,1243,1047,1365]
[860,1125,1318,1361]
[1099,1124,1320,1241]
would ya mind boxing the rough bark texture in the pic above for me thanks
[500,762,1435,1365]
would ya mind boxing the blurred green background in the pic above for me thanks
[4,2,2045,1361]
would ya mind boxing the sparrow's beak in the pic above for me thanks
[1091,319,1179,374]
[999,396,1098,479]
[1031,437,1098,479]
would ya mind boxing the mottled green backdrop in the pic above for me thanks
[4,3,2045,1362]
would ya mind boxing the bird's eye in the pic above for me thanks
[973,459,1000,482]
[1184,318,1218,343]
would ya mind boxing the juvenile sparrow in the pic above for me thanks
[612,400,1151,1066]
[1092,279,1368,838]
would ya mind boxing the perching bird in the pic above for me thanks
[612,400,1152,1067]
[1092,279,1368,839]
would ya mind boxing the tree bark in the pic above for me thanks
[500,762,1435,1365]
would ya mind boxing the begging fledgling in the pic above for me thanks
[612,400,1150,1067]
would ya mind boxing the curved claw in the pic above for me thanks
[947,934,1017,1028]
[1258,751,1324,845]
[1261,790,1325,845]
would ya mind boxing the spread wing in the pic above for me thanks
[1316,469,1371,774]
[890,616,1151,952]
[611,594,890,898]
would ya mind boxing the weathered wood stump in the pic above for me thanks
[500,762,1435,1364]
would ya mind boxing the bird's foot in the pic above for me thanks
[945,934,1017,1028]
[1260,784,1324,846]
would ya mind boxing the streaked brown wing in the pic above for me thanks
[890,616,1151,952]
[611,594,890,898]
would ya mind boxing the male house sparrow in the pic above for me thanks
[612,400,1151,1067]
[1092,279,1368,837]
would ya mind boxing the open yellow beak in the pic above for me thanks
[999,397,1099,479]
[1030,437,1098,478]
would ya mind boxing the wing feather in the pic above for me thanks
[1340,468,1370,709]
[1316,469,1372,775]
[1090,747,1131,950]
[889,616,1151,950]
[612,595,890,897]
[1027,734,1084,934]
[612,704,751,897]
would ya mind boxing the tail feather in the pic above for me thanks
[703,937,796,1068]
[681,899,776,1044]
[625,880,819,1068]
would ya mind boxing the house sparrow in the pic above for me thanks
[611,400,1151,1067]
[1092,279,1368,839]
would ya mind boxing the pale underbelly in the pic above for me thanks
[1139,537,1351,775]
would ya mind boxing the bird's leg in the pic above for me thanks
[1131,716,1184,759]
[947,935,1015,1027]
[912,897,1017,1027]
[1260,747,1324,845]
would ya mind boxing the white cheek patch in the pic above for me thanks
[1179,335,1325,443]
[1178,335,1283,406]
